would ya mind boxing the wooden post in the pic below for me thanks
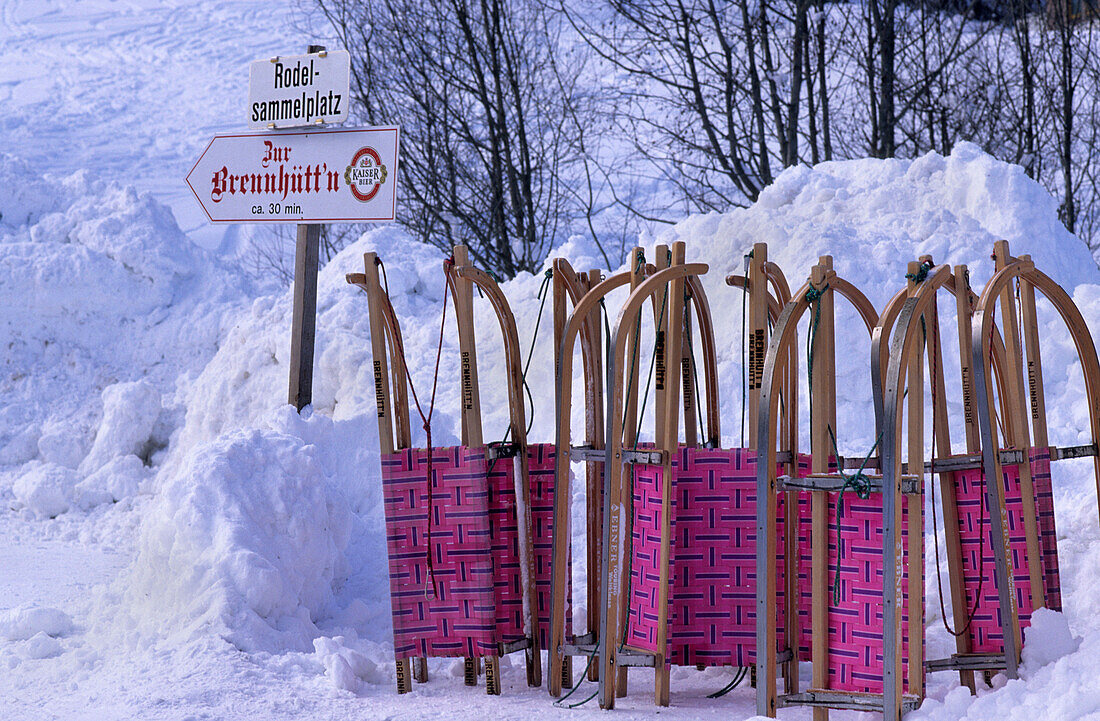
[289,222,321,409]
[287,44,328,411]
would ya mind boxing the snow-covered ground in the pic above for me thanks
[4,2,1100,721]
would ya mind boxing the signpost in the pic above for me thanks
[188,43,398,412]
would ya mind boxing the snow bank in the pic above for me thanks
[122,407,351,653]
[145,142,1100,657]
[312,635,385,694]
[0,154,247,511]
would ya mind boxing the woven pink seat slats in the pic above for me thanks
[951,448,1061,652]
[796,488,920,694]
[623,447,807,667]
[487,442,564,647]
[381,444,558,659]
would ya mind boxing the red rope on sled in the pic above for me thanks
[377,256,454,597]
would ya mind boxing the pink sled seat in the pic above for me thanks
[951,448,1060,653]
[624,447,804,667]
[794,487,920,694]
[381,444,562,660]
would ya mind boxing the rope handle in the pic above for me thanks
[486,267,554,472]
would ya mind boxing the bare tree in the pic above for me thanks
[315,0,584,278]
[558,0,824,212]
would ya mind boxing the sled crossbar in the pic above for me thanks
[780,691,921,713]
[924,653,1011,672]
[924,444,1096,474]
[569,445,665,465]
[778,474,921,495]
[1052,443,1098,461]
[502,638,532,654]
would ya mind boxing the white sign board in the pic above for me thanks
[248,50,350,129]
[186,126,399,223]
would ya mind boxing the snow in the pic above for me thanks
[0,606,74,642]
[3,1,1100,719]
[123,408,352,654]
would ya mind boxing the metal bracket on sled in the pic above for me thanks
[616,652,657,668]
[622,448,666,465]
[570,445,665,466]
[501,638,533,655]
[487,442,520,461]
[570,445,604,463]
[560,632,597,657]
[1052,443,1099,460]
[919,443,1097,474]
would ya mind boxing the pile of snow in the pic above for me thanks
[0,606,73,642]
[122,407,351,653]
[0,154,248,518]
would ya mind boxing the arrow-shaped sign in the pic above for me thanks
[185,126,399,223]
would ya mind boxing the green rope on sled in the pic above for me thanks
[827,425,881,605]
[905,259,933,284]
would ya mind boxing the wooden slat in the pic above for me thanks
[755,276,810,718]
[905,263,925,701]
[681,298,698,448]
[993,241,1045,613]
[935,265,974,692]
[351,254,416,692]
[584,268,605,683]
[450,246,487,687]
[748,243,768,446]
[615,246,650,700]
[452,246,484,447]
[654,242,686,706]
[809,259,833,721]
[1018,255,1050,450]
[780,265,800,697]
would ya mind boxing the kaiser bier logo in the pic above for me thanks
[345,147,388,202]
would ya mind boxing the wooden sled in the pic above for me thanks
[592,241,803,709]
[873,253,1024,691]
[956,240,1100,678]
[545,257,607,696]
[758,256,912,718]
[346,245,541,694]
[593,241,704,707]
[549,243,723,702]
